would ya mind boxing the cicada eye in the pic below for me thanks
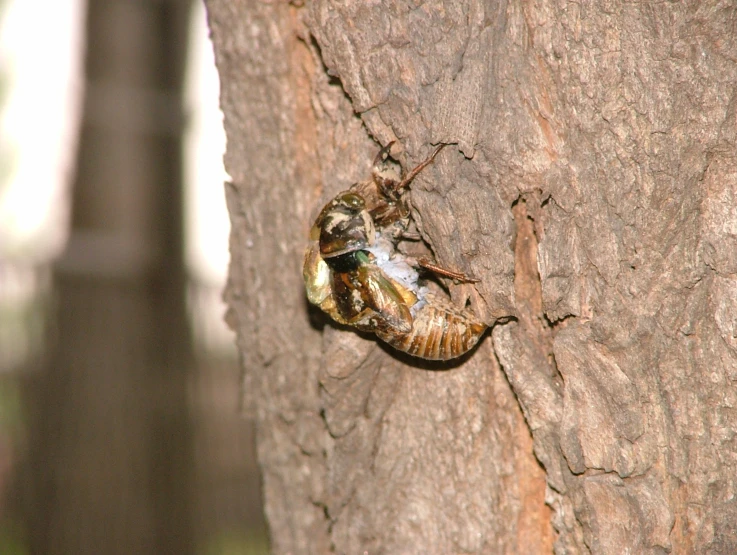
[338,192,364,210]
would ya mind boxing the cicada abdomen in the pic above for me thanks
[375,293,486,361]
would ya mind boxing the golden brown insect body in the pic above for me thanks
[303,144,487,360]
[376,293,487,360]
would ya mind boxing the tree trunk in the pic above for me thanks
[206,0,737,553]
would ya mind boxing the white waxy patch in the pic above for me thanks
[366,231,429,316]
[350,288,363,310]
[366,233,417,288]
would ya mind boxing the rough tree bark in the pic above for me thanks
[206,0,737,553]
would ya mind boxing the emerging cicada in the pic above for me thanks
[303,144,487,361]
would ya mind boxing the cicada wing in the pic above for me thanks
[357,264,413,334]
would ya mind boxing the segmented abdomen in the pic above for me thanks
[376,294,486,360]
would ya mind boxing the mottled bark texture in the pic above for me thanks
[206,0,737,553]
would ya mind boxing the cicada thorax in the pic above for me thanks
[312,192,375,257]
[374,292,487,361]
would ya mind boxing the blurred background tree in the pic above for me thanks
[0,1,266,553]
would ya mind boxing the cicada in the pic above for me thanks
[303,145,486,361]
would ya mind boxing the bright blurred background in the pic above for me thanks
[0,0,266,553]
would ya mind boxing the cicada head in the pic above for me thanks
[313,192,375,258]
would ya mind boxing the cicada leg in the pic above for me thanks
[395,144,447,192]
[377,143,447,200]
[417,257,480,283]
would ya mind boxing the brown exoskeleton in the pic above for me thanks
[303,144,486,361]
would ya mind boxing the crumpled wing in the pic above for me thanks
[356,264,413,334]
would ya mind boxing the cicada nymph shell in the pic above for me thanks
[303,143,487,360]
